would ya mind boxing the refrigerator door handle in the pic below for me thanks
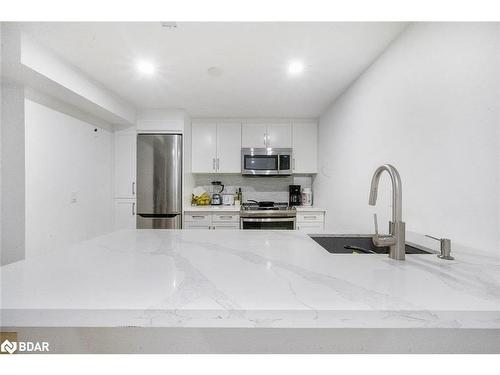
[138,213,180,218]
[132,202,135,215]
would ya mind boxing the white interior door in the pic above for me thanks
[114,200,136,229]
[113,132,136,198]
[191,123,217,173]
[217,123,241,173]
[267,123,292,148]
[242,123,267,148]
[292,122,318,173]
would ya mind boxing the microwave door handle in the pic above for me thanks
[277,154,281,173]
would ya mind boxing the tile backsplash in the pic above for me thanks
[192,174,311,203]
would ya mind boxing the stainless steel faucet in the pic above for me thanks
[368,164,406,260]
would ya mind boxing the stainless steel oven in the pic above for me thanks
[240,217,296,230]
[240,202,296,230]
[241,148,292,176]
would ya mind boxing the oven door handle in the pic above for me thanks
[241,217,296,223]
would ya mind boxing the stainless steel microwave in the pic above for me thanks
[241,148,292,176]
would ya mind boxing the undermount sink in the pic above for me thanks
[309,235,433,255]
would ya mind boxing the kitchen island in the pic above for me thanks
[2,229,500,353]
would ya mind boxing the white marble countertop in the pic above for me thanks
[2,229,500,329]
[184,206,326,212]
[184,205,241,212]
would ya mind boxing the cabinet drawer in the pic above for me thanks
[213,214,239,223]
[184,224,212,229]
[297,212,325,223]
[184,213,212,225]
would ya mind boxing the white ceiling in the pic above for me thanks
[19,22,407,118]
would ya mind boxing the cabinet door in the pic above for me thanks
[267,123,292,148]
[192,123,217,173]
[114,200,136,229]
[217,123,241,173]
[296,223,324,233]
[292,122,318,173]
[114,132,136,198]
[242,123,267,148]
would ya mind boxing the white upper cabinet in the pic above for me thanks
[292,122,318,173]
[241,123,267,148]
[113,131,136,198]
[267,123,292,148]
[191,123,217,173]
[192,122,241,173]
[242,123,292,148]
[216,123,241,173]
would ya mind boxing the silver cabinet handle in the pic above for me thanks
[217,158,220,171]
[264,133,267,147]
[293,158,296,171]
[192,215,206,219]
[303,216,317,220]
[212,158,216,171]
[219,215,233,219]
[132,202,135,215]
[132,182,135,195]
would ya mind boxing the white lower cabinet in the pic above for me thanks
[184,211,240,229]
[114,199,136,229]
[212,224,240,230]
[296,211,326,233]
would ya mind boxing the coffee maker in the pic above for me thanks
[289,185,301,206]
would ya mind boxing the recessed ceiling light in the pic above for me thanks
[136,60,156,75]
[287,60,304,75]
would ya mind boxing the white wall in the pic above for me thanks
[1,85,25,265]
[315,23,500,251]
[0,22,3,262]
[25,98,113,258]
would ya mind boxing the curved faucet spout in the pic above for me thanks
[368,164,402,224]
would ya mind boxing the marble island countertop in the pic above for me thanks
[2,229,500,329]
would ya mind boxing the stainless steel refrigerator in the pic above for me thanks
[136,134,182,229]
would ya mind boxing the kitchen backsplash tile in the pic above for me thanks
[192,174,311,203]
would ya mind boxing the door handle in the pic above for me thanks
[213,158,216,171]
[216,158,220,170]
[132,182,135,195]
[132,202,136,215]
[293,158,296,171]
